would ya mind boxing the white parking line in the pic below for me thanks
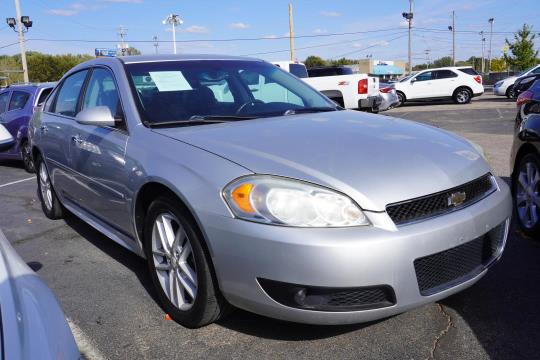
[0,177,34,188]
[67,318,108,360]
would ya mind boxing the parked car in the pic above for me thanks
[493,64,540,98]
[394,67,484,106]
[0,229,79,359]
[273,61,381,112]
[0,83,54,172]
[31,54,511,328]
[512,72,540,99]
[0,123,14,150]
[378,83,400,111]
[511,79,540,236]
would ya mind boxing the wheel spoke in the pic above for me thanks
[531,204,539,224]
[518,172,529,190]
[179,261,197,285]
[516,192,528,205]
[179,241,192,262]
[169,270,180,308]
[155,263,171,271]
[152,249,167,257]
[155,219,171,255]
[161,215,176,249]
[177,271,197,299]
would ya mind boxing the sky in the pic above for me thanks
[0,0,539,65]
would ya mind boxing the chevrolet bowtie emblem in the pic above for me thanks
[448,191,466,207]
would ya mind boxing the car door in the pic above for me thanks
[39,69,90,200]
[431,70,458,97]
[69,67,132,235]
[408,71,434,99]
[0,91,12,151]
[3,90,31,156]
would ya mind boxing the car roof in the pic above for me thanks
[105,54,262,65]
[419,66,473,71]
[0,82,55,93]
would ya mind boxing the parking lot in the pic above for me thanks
[1,93,539,360]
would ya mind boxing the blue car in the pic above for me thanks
[0,83,54,172]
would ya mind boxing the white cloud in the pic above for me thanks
[263,35,278,39]
[230,22,250,30]
[47,9,79,16]
[353,42,363,48]
[185,25,209,34]
[313,28,328,34]
[46,2,102,16]
[320,11,341,17]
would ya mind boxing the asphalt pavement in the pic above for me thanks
[1,94,539,360]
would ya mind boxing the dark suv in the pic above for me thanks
[0,83,54,172]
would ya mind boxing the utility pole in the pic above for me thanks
[153,36,159,54]
[424,49,431,68]
[488,18,494,73]
[452,11,455,66]
[163,14,183,54]
[14,0,28,82]
[288,2,295,62]
[117,26,128,56]
[402,0,414,74]
[480,31,485,74]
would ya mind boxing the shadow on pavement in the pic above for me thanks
[0,159,24,170]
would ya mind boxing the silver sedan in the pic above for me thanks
[30,54,511,328]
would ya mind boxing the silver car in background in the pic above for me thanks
[378,83,400,111]
[0,229,79,359]
[30,55,511,328]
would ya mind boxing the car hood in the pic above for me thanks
[154,111,491,211]
[0,231,79,360]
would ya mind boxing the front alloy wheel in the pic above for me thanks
[36,156,63,219]
[144,197,230,328]
[515,154,540,237]
[151,213,198,311]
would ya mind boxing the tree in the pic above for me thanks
[504,24,538,71]
[304,55,327,68]
[27,52,93,82]
[432,56,452,68]
[413,63,428,71]
[328,57,357,66]
[490,57,507,72]
[126,46,141,56]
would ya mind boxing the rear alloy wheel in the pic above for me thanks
[144,197,230,328]
[21,140,35,173]
[396,92,405,107]
[514,153,540,237]
[454,88,472,104]
[36,156,63,219]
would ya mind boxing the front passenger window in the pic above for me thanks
[54,70,89,117]
[83,68,122,120]
[415,72,432,82]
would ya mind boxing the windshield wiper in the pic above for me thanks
[283,107,338,115]
[145,115,257,128]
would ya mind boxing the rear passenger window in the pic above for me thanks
[37,88,53,106]
[8,91,29,111]
[458,68,479,76]
[434,70,458,79]
[82,68,122,119]
[0,92,10,114]
[54,70,89,117]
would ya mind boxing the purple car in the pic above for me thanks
[0,83,54,172]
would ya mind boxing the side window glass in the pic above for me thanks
[532,67,540,74]
[415,72,432,82]
[8,91,30,111]
[434,70,458,79]
[0,92,10,114]
[54,70,89,117]
[37,88,53,107]
[43,87,59,113]
[82,68,121,119]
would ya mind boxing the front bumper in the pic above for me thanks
[203,176,511,324]
[493,85,507,96]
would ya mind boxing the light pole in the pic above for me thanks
[6,0,32,83]
[402,0,414,74]
[288,1,295,62]
[163,14,183,54]
[480,31,486,74]
[153,36,159,54]
[448,10,455,66]
[488,18,494,73]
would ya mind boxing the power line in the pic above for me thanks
[332,34,409,59]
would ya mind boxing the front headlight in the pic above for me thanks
[223,175,370,227]
[494,80,503,87]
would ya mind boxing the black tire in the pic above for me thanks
[21,140,35,173]
[506,85,514,99]
[453,87,472,104]
[396,92,405,107]
[36,155,63,220]
[144,197,230,328]
[513,153,540,238]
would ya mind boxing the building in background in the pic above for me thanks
[354,59,406,80]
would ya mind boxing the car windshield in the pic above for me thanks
[517,66,537,77]
[126,60,336,125]
[399,73,417,82]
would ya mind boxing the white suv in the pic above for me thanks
[394,67,484,106]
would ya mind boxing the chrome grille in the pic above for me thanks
[386,174,496,225]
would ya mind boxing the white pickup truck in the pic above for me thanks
[273,61,380,112]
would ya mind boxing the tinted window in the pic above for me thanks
[434,70,458,79]
[54,70,88,117]
[127,60,332,124]
[532,67,540,74]
[458,68,479,76]
[0,92,10,114]
[36,88,53,106]
[289,64,308,78]
[83,68,121,118]
[415,71,432,81]
[8,91,29,111]
[308,67,353,77]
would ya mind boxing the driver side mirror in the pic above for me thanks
[75,106,115,127]
[410,78,416,83]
